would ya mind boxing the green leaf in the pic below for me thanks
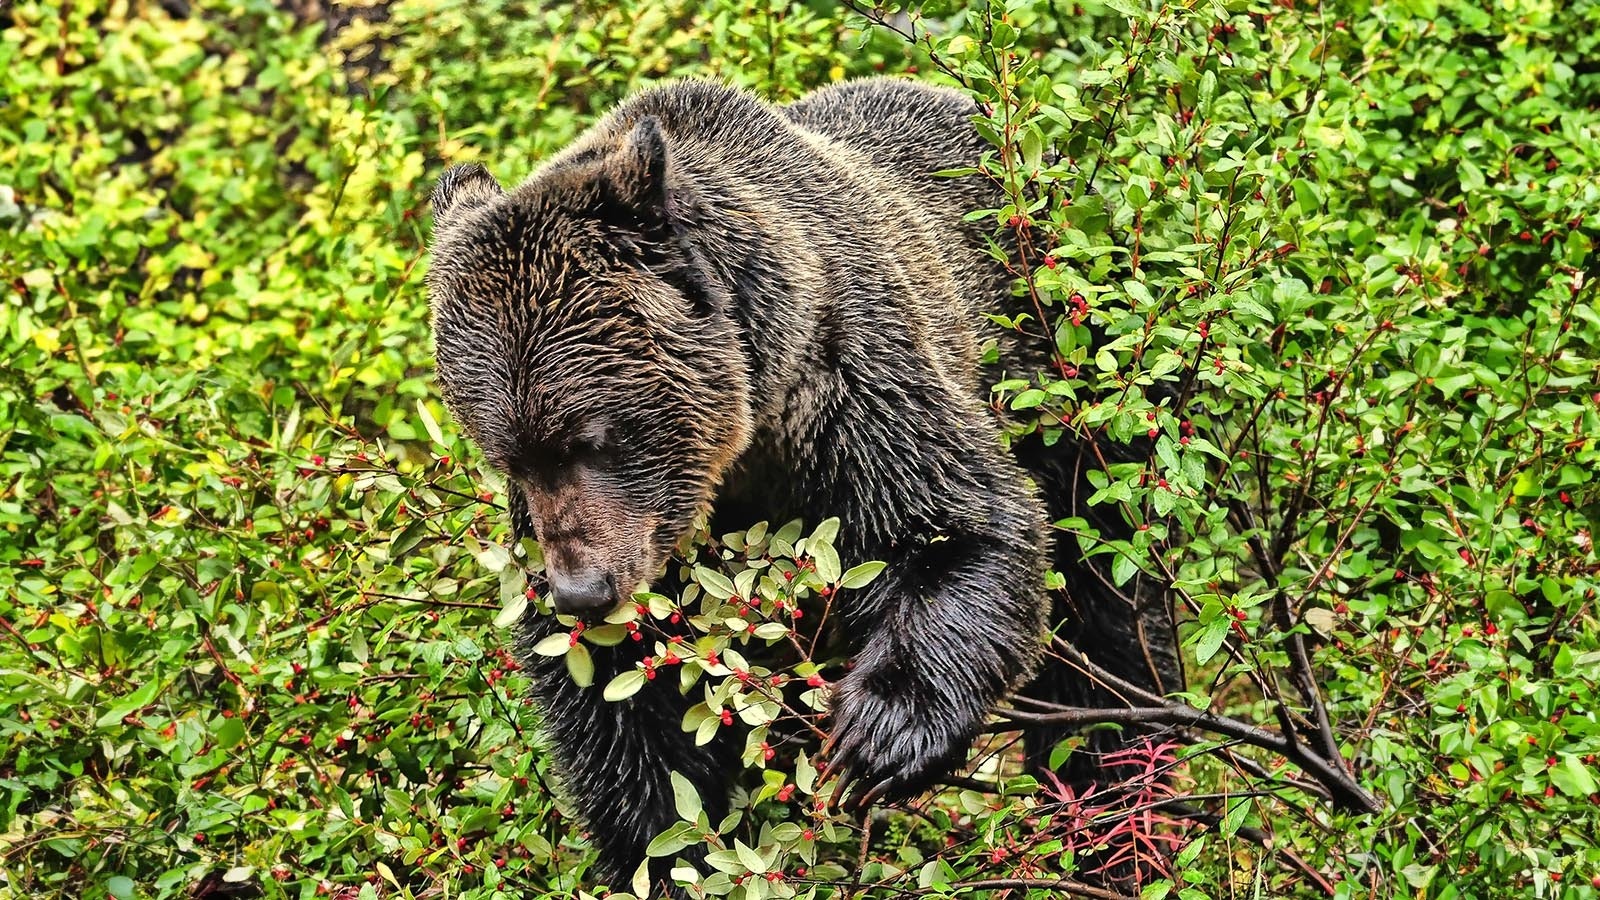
[531,631,571,657]
[1110,551,1141,587]
[703,849,746,875]
[565,643,594,688]
[214,716,246,749]
[839,561,886,589]
[695,566,737,600]
[393,750,427,785]
[812,541,842,584]
[416,399,448,448]
[388,518,428,559]
[734,839,767,874]
[604,670,647,702]
[1220,798,1250,837]
[495,592,528,628]
[1012,388,1048,409]
[671,771,702,822]
[645,822,697,858]
[808,517,840,547]
[95,679,162,729]
[1552,755,1598,797]
[1193,617,1230,666]
[632,858,652,898]
[583,624,629,646]
[1141,883,1172,900]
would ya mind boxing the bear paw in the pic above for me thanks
[821,673,969,810]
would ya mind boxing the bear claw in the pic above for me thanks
[821,673,968,811]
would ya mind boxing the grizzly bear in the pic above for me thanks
[427,77,1181,891]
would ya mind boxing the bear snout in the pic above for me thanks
[548,566,620,617]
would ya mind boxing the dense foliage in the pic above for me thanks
[2,1,1597,899]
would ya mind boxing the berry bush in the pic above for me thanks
[1,1,1597,899]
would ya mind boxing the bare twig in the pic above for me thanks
[993,638,1380,814]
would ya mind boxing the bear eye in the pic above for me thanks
[575,436,624,471]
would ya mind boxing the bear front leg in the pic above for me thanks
[823,506,1048,809]
[518,616,734,893]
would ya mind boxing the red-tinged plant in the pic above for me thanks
[1038,739,1189,885]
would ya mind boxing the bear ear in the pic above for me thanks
[432,163,504,231]
[606,116,671,215]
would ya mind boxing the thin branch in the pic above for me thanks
[945,878,1135,900]
[999,638,1381,815]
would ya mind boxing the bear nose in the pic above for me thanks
[549,568,619,617]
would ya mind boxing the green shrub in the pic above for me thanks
[1,1,1596,898]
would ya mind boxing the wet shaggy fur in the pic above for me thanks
[427,77,1182,891]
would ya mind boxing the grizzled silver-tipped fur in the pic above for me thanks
[427,77,1181,894]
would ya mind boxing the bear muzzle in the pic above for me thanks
[548,566,621,617]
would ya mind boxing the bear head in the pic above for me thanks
[426,117,754,618]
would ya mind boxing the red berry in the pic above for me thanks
[720,709,733,727]
[1043,255,1057,269]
